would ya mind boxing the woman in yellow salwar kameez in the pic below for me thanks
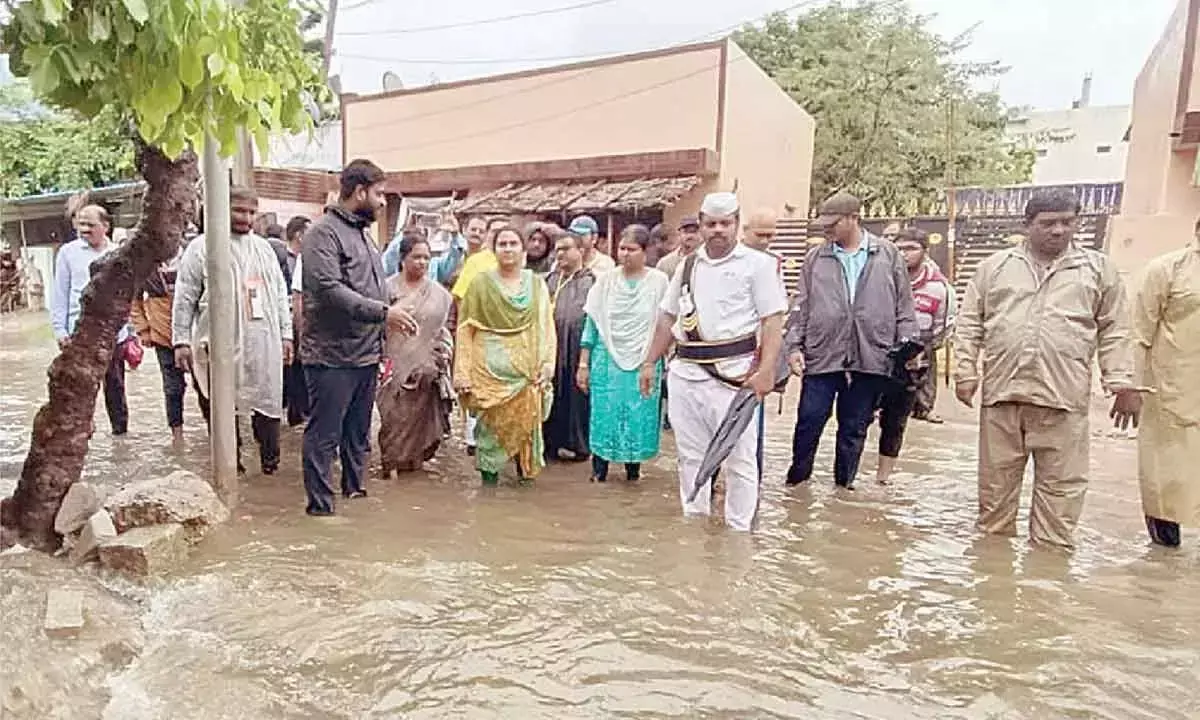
[454,226,556,485]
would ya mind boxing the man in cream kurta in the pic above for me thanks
[1132,235,1200,547]
[639,192,788,532]
[173,187,293,475]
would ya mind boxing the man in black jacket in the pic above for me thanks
[300,159,417,516]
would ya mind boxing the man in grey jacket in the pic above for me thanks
[784,192,918,489]
[300,158,417,516]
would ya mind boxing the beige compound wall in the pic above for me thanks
[1113,0,1200,274]
[344,45,723,172]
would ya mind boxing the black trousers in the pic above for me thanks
[154,345,186,429]
[877,381,917,459]
[302,365,377,513]
[284,353,310,426]
[104,343,128,435]
[193,376,280,472]
[591,455,641,482]
[787,371,884,487]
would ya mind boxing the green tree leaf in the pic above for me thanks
[121,0,150,25]
[179,46,204,89]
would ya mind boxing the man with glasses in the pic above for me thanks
[783,192,918,490]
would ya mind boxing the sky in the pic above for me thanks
[330,0,1178,111]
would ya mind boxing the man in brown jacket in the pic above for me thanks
[954,189,1141,549]
[132,250,187,442]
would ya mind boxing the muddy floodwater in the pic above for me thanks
[1,310,1198,719]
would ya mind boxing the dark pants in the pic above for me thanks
[154,345,186,429]
[194,376,280,472]
[591,455,640,482]
[284,354,310,426]
[1146,516,1182,547]
[787,371,884,487]
[913,349,938,417]
[302,365,377,513]
[877,381,917,458]
[104,343,128,435]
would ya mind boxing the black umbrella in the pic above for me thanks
[685,386,762,504]
[685,352,794,504]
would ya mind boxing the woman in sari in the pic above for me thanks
[378,231,455,477]
[454,226,556,485]
[576,224,670,482]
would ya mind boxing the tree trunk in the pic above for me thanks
[0,139,198,552]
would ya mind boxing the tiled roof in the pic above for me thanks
[458,176,701,214]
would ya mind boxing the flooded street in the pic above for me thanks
[2,309,1198,719]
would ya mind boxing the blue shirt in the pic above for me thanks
[50,238,132,343]
[381,231,467,286]
[832,232,871,303]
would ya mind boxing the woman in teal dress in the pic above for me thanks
[576,224,670,482]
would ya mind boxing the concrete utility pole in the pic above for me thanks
[323,0,340,78]
[201,135,239,505]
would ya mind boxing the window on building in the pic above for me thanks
[1096,144,1113,154]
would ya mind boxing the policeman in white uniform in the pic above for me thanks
[639,192,788,531]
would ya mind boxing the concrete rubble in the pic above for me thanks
[68,510,117,565]
[103,470,230,544]
[53,481,106,536]
[43,589,84,638]
[98,523,188,577]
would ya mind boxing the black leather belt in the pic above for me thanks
[675,333,757,363]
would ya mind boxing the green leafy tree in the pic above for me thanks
[0,79,135,197]
[734,1,1034,216]
[0,0,328,551]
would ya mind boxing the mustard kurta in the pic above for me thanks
[1132,241,1200,526]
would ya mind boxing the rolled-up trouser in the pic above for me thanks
[104,343,128,435]
[913,348,938,416]
[154,345,186,429]
[977,402,1089,549]
[787,371,883,487]
[877,381,917,458]
[667,371,759,532]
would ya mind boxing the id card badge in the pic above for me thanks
[248,287,266,320]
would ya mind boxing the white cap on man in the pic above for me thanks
[700,191,739,218]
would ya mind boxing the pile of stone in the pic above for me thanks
[55,470,229,578]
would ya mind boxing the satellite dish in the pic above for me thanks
[382,71,404,92]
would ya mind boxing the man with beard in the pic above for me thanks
[299,159,418,516]
[174,187,293,473]
[544,232,596,461]
[639,192,788,531]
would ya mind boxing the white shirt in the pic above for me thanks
[659,242,788,381]
[291,254,303,293]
